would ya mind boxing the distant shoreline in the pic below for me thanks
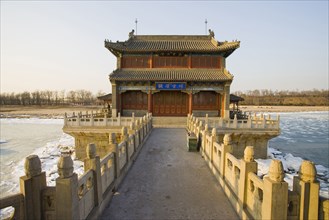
[240,105,328,113]
[0,105,328,119]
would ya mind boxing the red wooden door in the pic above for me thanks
[153,91,187,116]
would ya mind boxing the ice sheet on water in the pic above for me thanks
[0,118,63,125]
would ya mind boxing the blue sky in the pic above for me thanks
[1,1,328,94]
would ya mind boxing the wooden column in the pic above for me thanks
[218,93,221,117]
[188,93,193,115]
[118,93,122,115]
[111,82,117,117]
[188,54,192,68]
[150,55,153,68]
[148,92,153,113]
[223,83,231,119]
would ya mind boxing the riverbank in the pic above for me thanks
[0,105,328,118]
[0,105,103,118]
[240,105,328,112]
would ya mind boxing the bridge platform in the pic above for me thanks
[100,128,238,219]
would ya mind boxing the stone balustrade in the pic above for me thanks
[187,113,280,159]
[188,113,280,130]
[0,113,153,220]
[188,121,329,220]
[64,111,136,127]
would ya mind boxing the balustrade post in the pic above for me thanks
[233,114,238,128]
[238,146,257,210]
[206,114,209,125]
[322,200,329,220]
[262,160,288,220]
[84,143,102,206]
[187,114,190,128]
[20,155,46,220]
[247,115,252,128]
[118,113,121,126]
[139,118,144,141]
[77,113,81,126]
[209,126,216,162]
[104,113,108,126]
[135,120,141,146]
[201,124,208,154]
[109,133,120,178]
[220,134,233,177]
[293,160,319,219]
[129,122,136,151]
[262,116,266,129]
[197,121,203,148]
[56,155,80,220]
[277,114,280,129]
[91,112,94,126]
[121,127,129,163]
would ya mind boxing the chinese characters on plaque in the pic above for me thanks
[155,82,186,90]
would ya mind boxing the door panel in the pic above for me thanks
[153,91,187,116]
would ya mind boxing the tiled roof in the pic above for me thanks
[105,35,240,56]
[109,68,233,82]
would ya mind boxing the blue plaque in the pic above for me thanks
[155,82,186,90]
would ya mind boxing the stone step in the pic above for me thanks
[152,117,187,128]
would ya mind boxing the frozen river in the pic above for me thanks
[270,111,329,167]
[0,112,328,200]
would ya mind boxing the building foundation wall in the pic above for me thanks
[192,110,218,117]
[122,109,148,117]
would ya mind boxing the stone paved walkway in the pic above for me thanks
[100,128,238,220]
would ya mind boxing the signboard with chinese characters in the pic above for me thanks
[155,82,186,90]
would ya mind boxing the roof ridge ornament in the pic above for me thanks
[209,29,215,38]
[129,29,135,38]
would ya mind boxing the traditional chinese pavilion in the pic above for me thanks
[105,30,240,118]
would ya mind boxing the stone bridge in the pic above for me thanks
[1,113,328,220]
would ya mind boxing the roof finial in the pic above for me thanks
[135,18,138,35]
[205,19,208,35]
[209,29,215,38]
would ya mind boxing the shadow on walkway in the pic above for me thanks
[100,128,238,219]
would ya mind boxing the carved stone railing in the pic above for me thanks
[64,111,137,128]
[188,113,280,159]
[0,113,153,220]
[188,113,280,130]
[188,122,329,220]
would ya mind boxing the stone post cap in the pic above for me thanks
[299,160,317,182]
[244,146,254,162]
[87,143,96,159]
[122,127,128,135]
[57,155,74,179]
[109,133,117,144]
[211,128,216,136]
[130,122,135,130]
[268,159,285,182]
[223,134,232,145]
[24,155,42,178]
